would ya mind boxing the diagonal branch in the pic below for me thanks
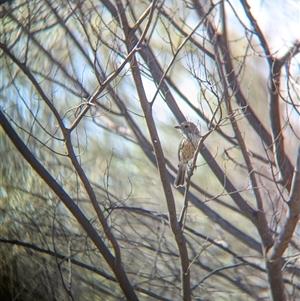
[67,0,158,133]
[0,42,65,133]
[0,109,139,300]
[267,146,300,261]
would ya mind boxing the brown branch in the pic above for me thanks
[150,3,218,104]
[0,42,66,133]
[67,41,141,132]
[116,0,191,299]
[267,146,300,260]
[269,43,300,191]
[190,0,277,255]
[67,0,158,133]
[239,0,272,62]
[0,110,138,300]
[217,11,272,248]
[131,63,192,299]
[2,9,87,96]
[225,98,273,247]
[1,37,138,298]
[1,109,135,290]
[0,238,171,301]
[135,38,186,122]
[158,7,215,59]
[240,1,296,192]
[193,0,273,148]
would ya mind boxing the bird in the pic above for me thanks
[174,121,201,187]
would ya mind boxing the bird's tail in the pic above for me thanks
[174,164,186,187]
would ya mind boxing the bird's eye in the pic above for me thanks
[184,125,189,128]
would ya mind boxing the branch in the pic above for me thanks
[150,3,218,104]
[0,109,114,263]
[224,69,272,250]
[194,262,246,286]
[239,0,272,64]
[269,43,300,191]
[0,42,65,133]
[0,238,171,301]
[67,36,141,132]
[67,0,159,133]
[116,0,191,299]
[0,109,139,301]
[267,146,300,261]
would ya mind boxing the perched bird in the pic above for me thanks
[174,121,201,187]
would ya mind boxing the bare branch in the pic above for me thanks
[267,146,300,260]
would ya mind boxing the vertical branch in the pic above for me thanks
[191,0,268,234]
[269,57,294,191]
[267,146,300,261]
[216,3,273,249]
[216,4,287,300]
[240,0,294,192]
[116,0,191,299]
[131,64,191,300]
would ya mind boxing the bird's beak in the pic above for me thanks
[174,125,181,129]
